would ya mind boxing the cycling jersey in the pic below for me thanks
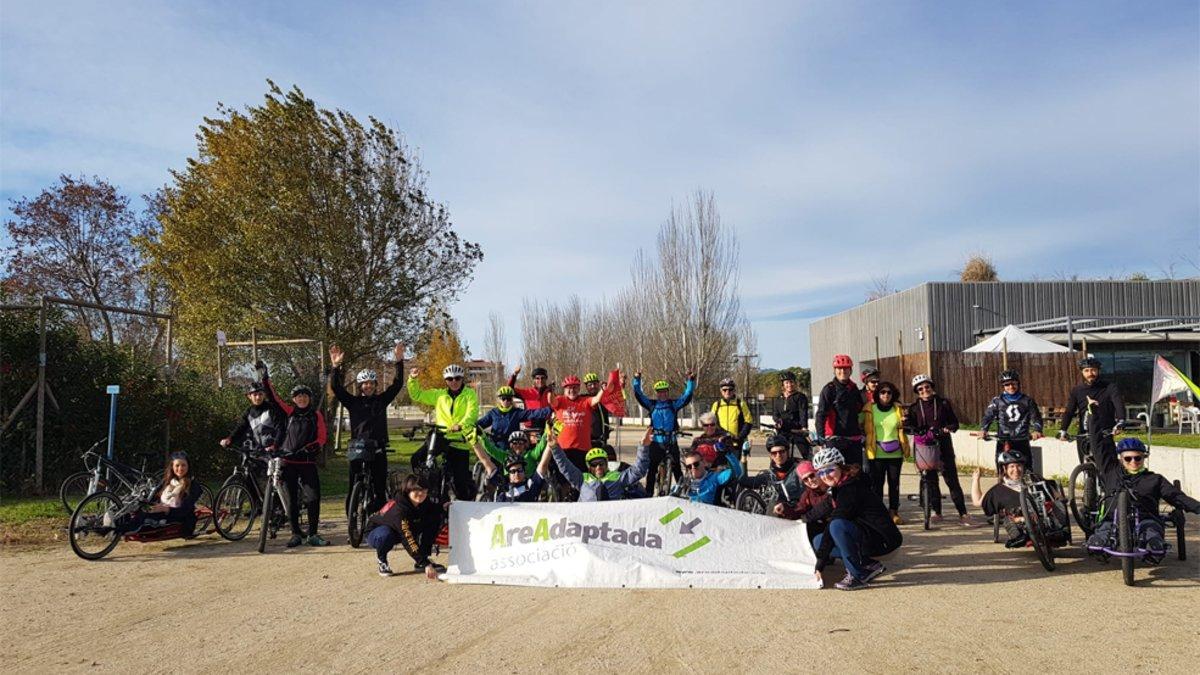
[770,391,810,436]
[1061,379,1125,435]
[712,396,754,442]
[228,401,286,450]
[549,395,597,451]
[477,405,553,449]
[552,443,650,501]
[980,392,1043,440]
[330,363,405,447]
[407,378,479,445]
[683,449,744,504]
[632,376,695,443]
[265,377,326,462]
[814,380,863,438]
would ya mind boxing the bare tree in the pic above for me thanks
[864,274,896,302]
[958,253,999,282]
[482,311,507,391]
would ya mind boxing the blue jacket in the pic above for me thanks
[632,377,696,443]
[552,444,650,501]
[476,406,552,449]
[682,450,744,505]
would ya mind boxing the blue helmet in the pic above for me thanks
[1116,438,1148,455]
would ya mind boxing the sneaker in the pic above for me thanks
[286,534,304,548]
[959,514,975,528]
[891,511,904,525]
[835,573,869,591]
[306,534,331,547]
[860,562,886,583]
[377,561,393,577]
[930,513,944,524]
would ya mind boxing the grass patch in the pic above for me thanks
[319,435,426,497]
[0,497,63,524]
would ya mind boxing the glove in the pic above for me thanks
[1056,431,1068,440]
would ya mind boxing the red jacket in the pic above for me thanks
[506,373,552,409]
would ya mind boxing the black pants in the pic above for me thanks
[928,437,967,516]
[411,437,475,501]
[1092,433,1121,494]
[645,440,681,495]
[349,450,389,513]
[282,463,320,537]
[367,512,443,567]
[870,457,903,511]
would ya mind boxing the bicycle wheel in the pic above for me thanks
[654,463,671,497]
[1020,489,1055,572]
[60,471,100,514]
[347,481,367,548]
[213,482,256,541]
[1068,463,1099,535]
[920,473,932,531]
[1171,480,1187,561]
[734,489,768,515]
[1117,490,1134,586]
[69,491,123,560]
[258,479,275,553]
[191,484,214,535]
[472,462,489,502]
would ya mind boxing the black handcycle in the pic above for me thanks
[1085,480,1188,586]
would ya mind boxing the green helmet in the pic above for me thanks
[653,380,670,391]
[585,448,609,464]
[582,372,600,383]
[496,386,516,398]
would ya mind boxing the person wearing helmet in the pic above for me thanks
[1084,439,1200,560]
[770,370,812,459]
[505,365,554,409]
[712,377,754,450]
[814,355,865,466]
[550,428,652,501]
[476,429,551,480]
[548,374,608,470]
[859,367,881,405]
[678,437,744,505]
[470,430,556,503]
[631,370,697,495]
[257,361,330,547]
[690,411,734,466]
[775,460,832,540]
[221,379,286,455]
[328,342,406,514]
[969,449,1067,549]
[407,363,480,501]
[739,434,804,508]
[477,385,553,451]
[859,382,909,525]
[1059,355,1126,492]
[584,371,623,453]
[903,374,972,526]
[809,446,902,591]
[975,370,1043,473]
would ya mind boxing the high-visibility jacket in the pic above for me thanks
[711,397,753,442]
[407,378,479,445]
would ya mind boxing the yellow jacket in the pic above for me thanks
[711,397,753,440]
[860,403,910,460]
[407,378,479,445]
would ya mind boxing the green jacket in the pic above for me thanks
[481,434,548,476]
[407,378,479,445]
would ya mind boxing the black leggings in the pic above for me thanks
[870,457,903,511]
[928,439,967,516]
[645,441,681,495]
[411,437,475,501]
[282,463,320,537]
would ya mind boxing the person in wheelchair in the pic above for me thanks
[970,449,1069,549]
[471,435,555,503]
[678,441,744,505]
[739,435,803,496]
[1085,438,1200,562]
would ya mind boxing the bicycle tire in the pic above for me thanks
[1172,480,1187,561]
[1068,463,1099,535]
[194,483,215,535]
[60,471,98,514]
[654,463,671,497]
[69,491,123,561]
[920,473,932,531]
[213,482,256,541]
[258,478,274,553]
[347,481,367,548]
[1117,490,1134,586]
[734,489,768,515]
[1020,489,1055,572]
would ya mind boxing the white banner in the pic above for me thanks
[444,497,819,589]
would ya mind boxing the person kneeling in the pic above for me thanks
[810,447,902,591]
[366,474,445,579]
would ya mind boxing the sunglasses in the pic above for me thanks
[499,396,513,400]
[878,390,895,397]
[817,468,838,477]
[445,376,463,381]
[703,423,716,427]
[1121,455,1145,463]
[507,467,525,474]
[684,462,703,470]
[721,387,734,391]
[916,385,933,391]
[768,449,788,455]
[588,460,608,469]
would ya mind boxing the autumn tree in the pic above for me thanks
[143,82,483,370]
[412,314,467,394]
[958,254,999,282]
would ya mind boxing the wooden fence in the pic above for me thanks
[872,351,1079,425]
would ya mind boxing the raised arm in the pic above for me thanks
[550,442,583,488]
[971,467,985,507]
[471,440,498,476]
[329,366,353,406]
[536,439,555,478]
[260,362,294,416]
[379,344,407,405]
[631,375,653,411]
[406,368,441,406]
[674,375,696,410]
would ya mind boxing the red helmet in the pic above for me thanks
[562,375,581,387]
[832,354,853,369]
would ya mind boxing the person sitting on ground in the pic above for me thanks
[260,360,330,548]
[135,451,203,537]
[366,474,446,579]
[1084,438,1200,561]
[551,428,651,501]
[679,441,744,505]
[477,386,554,450]
[471,432,555,503]
[775,461,831,538]
[970,449,1066,549]
[810,447,902,591]
[740,435,803,499]
[690,412,734,466]
[860,381,909,525]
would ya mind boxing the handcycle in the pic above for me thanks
[759,422,812,461]
[59,439,189,514]
[650,427,690,498]
[1085,479,1188,586]
[67,471,215,560]
[346,439,395,548]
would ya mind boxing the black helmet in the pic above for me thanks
[504,453,525,470]
[531,367,549,378]
[766,435,789,451]
[860,366,880,379]
[289,384,314,397]
[998,449,1025,466]
[779,370,796,382]
[1078,356,1101,370]
[245,381,266,394]
[1000,369,1020,384]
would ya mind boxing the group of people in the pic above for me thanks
[134,345,1195,590]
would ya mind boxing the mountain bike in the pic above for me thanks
[257,448,310,554]
[1066,430,1116,536]
[346,440,394,547]
[411,423,459,506]
[650,428,690,498]
[212,441,270,542]
[60,439,164,512]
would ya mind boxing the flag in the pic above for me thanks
[1151,354,1200,404]
[601,368,627,416]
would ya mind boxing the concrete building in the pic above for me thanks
[809,280,1200,402]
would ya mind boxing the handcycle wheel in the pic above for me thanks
[654,463,672,497]
[347,481,367,548]
[258,479,275,553]
[60,471,102,514]
[1117,490,1135,586]
[213,482,256,541]
[734,489,768,515]
[1020,489,1055,572]
[1068,463,1099,535]
[1171,480,1187,561]
[69,490,123,560]
[193,484,215,535]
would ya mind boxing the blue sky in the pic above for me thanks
[2,1,1197,368]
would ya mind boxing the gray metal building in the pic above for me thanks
[808,280,1200,398]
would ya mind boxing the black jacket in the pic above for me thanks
[152,480,203,522]
[980,393,1043,440]
[770,392,810,437]
[229,401,286,450]
[815,380,863,437]
[814,467,902,571]
[904,397,960,437]
[367,493,443,565]
[1113,470,1200,517]
[1061,379,1125,435]
[331,362,404,447]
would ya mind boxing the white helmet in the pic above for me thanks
[356,369,378,384]
[812,447,845,470]
[911,374,933,393]
[442,364,466,379]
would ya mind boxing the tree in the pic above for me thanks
[412,315,466,390]
[481,311,506,391]
[864,274,896,302]
[958,254,999,282]
[143,82,483,368]
[3,175,146,344]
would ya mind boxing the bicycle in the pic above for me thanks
[346,440,394,547]
[650,427,690,498]
[910,433,943,531]
[212,441,270,542]
[411,423,459,506]
[1065,430,1116,536]
[68,472,215,561]
[759,422,811,461]
[256,448,310,554]
[60,439,167,513]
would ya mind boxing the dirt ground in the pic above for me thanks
[3,458,1198,674]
